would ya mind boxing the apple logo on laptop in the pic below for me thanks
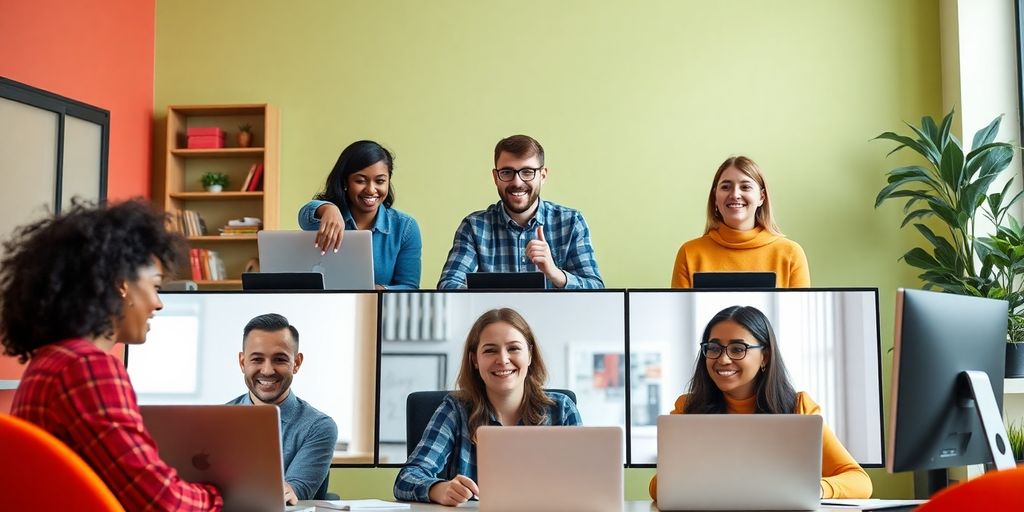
[191,450,211,471]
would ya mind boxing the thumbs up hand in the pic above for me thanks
[526,226,567,288]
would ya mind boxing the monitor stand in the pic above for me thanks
[916,370,1016,498]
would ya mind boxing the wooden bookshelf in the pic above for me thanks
[155,104,279,289]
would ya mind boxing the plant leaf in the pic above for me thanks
[938,138,965,189]
[900,209,933,228]
[875,132,940,167]
[971,114,1003,150]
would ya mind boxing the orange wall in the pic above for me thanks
[0,0,155,410]
[0,0,155,200]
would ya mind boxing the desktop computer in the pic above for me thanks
[887,288,1015,497]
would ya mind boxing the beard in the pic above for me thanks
[500,183,541,214]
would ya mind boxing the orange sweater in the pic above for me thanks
[670,225,810,288]
[649,392,872,500]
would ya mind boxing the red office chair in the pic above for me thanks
[916,466,1024,511]
[0,414,124,511]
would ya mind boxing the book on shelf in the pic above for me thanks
[189,248,226,281]
[186,134,225,149]
[174,210,208,237]
[218,216,262,236]
[240,163,258,191]
[246,163,264,192]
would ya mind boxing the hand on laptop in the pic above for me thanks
[526,226,566,288]
[314,203,345,255]
[428,474,479,506]
[283,481,297,505]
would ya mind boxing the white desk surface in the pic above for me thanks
[297,500,919,511]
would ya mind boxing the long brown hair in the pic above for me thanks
[454,308,554,442]
[704,156,783,236]
[683,305,797,414]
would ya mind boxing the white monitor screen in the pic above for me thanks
[127,291,378,465]
[628,289,883,466]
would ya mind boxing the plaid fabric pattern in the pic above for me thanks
[437,200,604,289]
[11,339,223,511]
[393,392,581,502]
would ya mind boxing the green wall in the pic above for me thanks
[155,0,939,499]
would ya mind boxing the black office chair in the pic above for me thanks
[405,388,577,457]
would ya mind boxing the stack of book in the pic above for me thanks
[189,248,227,281]
[169,210,207,237]
[240,163,265,191]
[186,127,225,149]
[218,216,262,237]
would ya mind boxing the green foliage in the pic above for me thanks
[875,110,1024,341]
[1008,419,1024,461]
[200,171,229,188]
[238,123,253,133]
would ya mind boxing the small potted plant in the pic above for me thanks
[200,172,229,193]
[1008,419,1024,464]
[237,123,253,148]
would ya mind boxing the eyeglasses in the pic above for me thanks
[700,341,764,360]
[495,167,541,182]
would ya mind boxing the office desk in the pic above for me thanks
[297,500,919,511]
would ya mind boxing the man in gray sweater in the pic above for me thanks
[228,313,338,505]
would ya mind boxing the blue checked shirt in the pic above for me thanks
[436,199,604,289]
[393,392,582,502]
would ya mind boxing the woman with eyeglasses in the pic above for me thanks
[649,305,871,500]
[298,140,422,289]
[393,308,581,506]
[670,156,809,287]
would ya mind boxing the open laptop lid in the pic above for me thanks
[657,415,822,511]
[258,230,374,290]
[466,271,545,290]
[692,271,777,289]
[140,405,286,512]
[477,426,623,512]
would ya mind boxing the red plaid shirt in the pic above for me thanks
[11,338,222,511]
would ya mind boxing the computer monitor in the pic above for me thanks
[888,288,1014,495]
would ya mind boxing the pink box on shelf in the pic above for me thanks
[187,135,225,149]
[186,126,224,137]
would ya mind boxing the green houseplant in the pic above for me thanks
[874,111,1024,374]
[200,171,229,193]
[1008,418,1024,462]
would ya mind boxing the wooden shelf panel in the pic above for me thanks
[194,279,243,288]
[170,191,264,200]
[186,235,258,242]
[169,104,268,116]
[170,148,265,158]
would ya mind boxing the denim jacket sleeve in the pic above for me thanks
[387,216,423,289]
[298,200,332,230]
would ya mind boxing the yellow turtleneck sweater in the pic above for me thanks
[670,225,810,288]
[648,392,873,500]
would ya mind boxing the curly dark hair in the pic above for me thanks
[0,198,186,362]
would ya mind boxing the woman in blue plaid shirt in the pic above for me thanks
[393,308,582,505]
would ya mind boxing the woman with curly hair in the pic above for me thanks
[1,199,223,511]
[393,308,581,506]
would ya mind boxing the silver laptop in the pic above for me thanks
[258,230,374,290]
[657,415,822,511]
[477,426,623,512]
[140,405,311,512]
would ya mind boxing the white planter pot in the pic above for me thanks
[206,184,223,193]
